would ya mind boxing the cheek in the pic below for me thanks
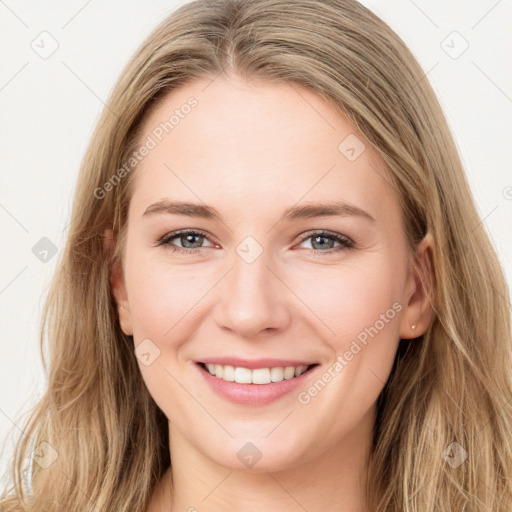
[124,254,213,422]
[287,256,405,348]
[126,253,219,342]
[288,259,405,429]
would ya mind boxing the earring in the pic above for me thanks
[411,324,416,332]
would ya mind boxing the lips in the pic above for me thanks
[194,357,320,405]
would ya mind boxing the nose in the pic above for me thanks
[214,246,292,338]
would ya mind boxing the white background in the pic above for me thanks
[0,0,511,480]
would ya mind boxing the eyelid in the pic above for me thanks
[158,228,214,244]
[297,229,353,244]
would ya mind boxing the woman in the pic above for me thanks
[1,0,511,510]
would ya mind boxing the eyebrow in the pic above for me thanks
[142,199,376,223]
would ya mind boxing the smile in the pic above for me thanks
[195,361,320,405]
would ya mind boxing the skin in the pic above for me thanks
[107,74,433,512]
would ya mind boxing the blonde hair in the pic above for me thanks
[1,0,511,510]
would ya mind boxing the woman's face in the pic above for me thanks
[111,74,424,472]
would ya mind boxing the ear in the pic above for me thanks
[399,232,435,339]
[104,228,133,336]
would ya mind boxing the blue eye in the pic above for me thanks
[298,230,354,253]
[158,229,354,255]
[158,229,214,254]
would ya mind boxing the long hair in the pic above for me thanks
[1,1,511,510]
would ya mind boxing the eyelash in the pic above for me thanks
[157,229,355,256]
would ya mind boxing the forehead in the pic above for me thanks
[129,76,399,224]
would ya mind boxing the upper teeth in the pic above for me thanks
[205,364,309,384]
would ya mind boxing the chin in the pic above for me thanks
[205,437,311,473]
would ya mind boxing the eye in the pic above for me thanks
[157,229,354,256]
[297,230,354,255]
[158,229,216,254]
